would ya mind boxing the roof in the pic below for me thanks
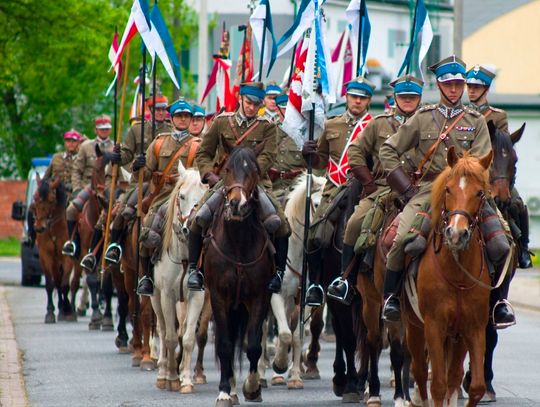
[463,0,534,37]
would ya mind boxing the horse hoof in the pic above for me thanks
[77,308,86,317]
[88,322,101,330]
[140,359,155,371]
[101,317,114,331]
[215,400,233,407]
[342,392,362,404]
[231,394,240,405]
[156,378,167,390]
[394,397,405,407]
[333,383,345,397]
[271,376,286,386]
[64,313,77,322]
[131,356,142,367]
[179,383,193,393]
[259,378,268,388]
[115,336,129,352]
[287,379,304,390]
[272,360,288,375]
[167,380,181,392]
[242,382,262,402]
[366,395,382,406]
[193,374,207,384]
[302,369,320,380]
[57,312,66,321]
[44,313,56,324]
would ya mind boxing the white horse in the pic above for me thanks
[258,173,326,389]
[151,163,207,391]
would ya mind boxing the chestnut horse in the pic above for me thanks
[204,142,274,407]
[32,177,76,323]
[404,147,493,407]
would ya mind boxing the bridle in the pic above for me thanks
[223,182,256,222]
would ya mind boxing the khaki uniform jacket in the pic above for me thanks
[379,104,491,180]
[44,151,77,191]
[121,119,172,166]
[271,127,306,192]
[72,138,113,192]
[478,105,508,134]
[195,112,277,189]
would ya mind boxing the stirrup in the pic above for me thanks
[104,243,123,264]
[326,277,355,305]
[80,253,96,272]
[187,269,205,291]
[382,295,401,323]
[136,276,154,296]
[62,241,77,257]
[492,299,516,330]
[305,284,324,307]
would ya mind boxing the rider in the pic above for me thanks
[186,81,290,294]
[136,99,201,296]
[466,64,533,269]
[327,75,424,305]
[303,76,375,307]
[62,115,114,258]
[103,94,172,265]
[260,83,283,124]
[379,56,515,327]
[189,105,207,138]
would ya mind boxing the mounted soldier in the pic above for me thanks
[189,105,207,138]
[62,115,114,258]
[466,64,532,269]
[185,81,290,294]
[327,75,424,305]
[379,56,515,328]
[303,76,375,307]
[136,99,201,296]
[260,83,283,125]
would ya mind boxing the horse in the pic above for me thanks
[204,140,274,407]
[462,121,525,401]
[32,176,76,323]
[404,147,493,407]
[259,172,326,389]
[355,192,409,407]
[150,163,207,392]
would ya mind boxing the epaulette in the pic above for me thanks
[418,104,437,112]
[489,106,505,113]
[374,113,393,120]
[464,106,481,117]
[216,111,234,119]
[257,115,272,123]
[155,132,171,139]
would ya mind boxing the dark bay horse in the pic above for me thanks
[32,176,76,323]
[204,141,274,407]
[404,147,493,407]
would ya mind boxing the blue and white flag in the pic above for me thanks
[398,0,433,77]
[346,0,371,76]
[276,0,316,58]
[149,4,182,89]
[250,0,278,77]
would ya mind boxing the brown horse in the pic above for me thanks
[204,142,274,407]
[32,176,76,323]
[404,147,493,407]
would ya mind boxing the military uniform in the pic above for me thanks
[44,151,78,197]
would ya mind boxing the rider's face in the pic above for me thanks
[172,113,192,131]
[64,139,80,153]
[95,127,111,140]
[154,107,167,122]
[467,84,489,103]
[438,80,465,104]
[240,96,262,119]
[395,94,421,115]
[189,117,205,136]
[346,94,370,116]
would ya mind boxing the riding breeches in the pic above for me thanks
[66,185,92,221]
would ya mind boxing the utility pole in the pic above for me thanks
[453,0,463,57]
[198,0,208,106]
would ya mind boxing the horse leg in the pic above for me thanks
[212,301,234,407]
[60,255,75,321]
[150,290,171,390]
[288,303,304,390]
[388,326,406,407]
[270,292,292,375]
[86,271,102,330]
[463,330,487,407]
[257,318,269,388]
[424,320,447,407]
[194,294,211,385]
[243,301,267,403]
[179,290,205,393]
[303,305,323,380]
[140,296,155,371]
[110,268,129,351]
[101,272,114,331]
[405,321,428,406]
[330,312,346,397]
[362,290,383,406]
[483,322,497,400]
[44,271,56,324]
[75,266,89,316]
[445,337,467,407]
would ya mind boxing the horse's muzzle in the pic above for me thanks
[444,225,471,251]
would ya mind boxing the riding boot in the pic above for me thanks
[327,244,357,305]
[305,249,324,307]
[62,220,78,257]
[268,236,288,293]
[104,228,123,264]
[26,209,36,247]
[491,266,516,329]
[518,206,533,269]
[136,256,154,296]
[81,228,103,272]
[186,231,205,291]
[382,269,403,322]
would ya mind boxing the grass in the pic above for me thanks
[0,237,20,257]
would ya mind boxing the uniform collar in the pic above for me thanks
[96,138,112,147]
[172,128,190,142]
[437,102,464,119]
[345,109,366,125]
[469,102,490,112]
[63,151,77,159]
[235,111,257,128]
[393,107,415,124]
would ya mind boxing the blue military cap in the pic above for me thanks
[192,105,206,117]
[275,93,288,107]
[265,84,282,96]
[345,76,376,97]
[466,64,496,87]
[168,99,193,116]
[429,55,466,82]
[389,75,424,95]
[239,82,266,103]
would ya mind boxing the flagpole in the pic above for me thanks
[239,25,247,83]
[406,0,419,75]
[355,0,365,76]
[286,0,299,87]
[258,16,267,80]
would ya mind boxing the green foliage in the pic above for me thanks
[0,237,20,257]
[0,0,198,178]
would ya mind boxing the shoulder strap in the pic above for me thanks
[227,116,262,145]
[483,109,493,119]
[153,136,166,160]
[186,138,200,168]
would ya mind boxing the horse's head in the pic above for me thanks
[221,136,263,221]
[92,143,109,194]
[432,146,492,251]
[488,121,524,209]
[32,175,64,233]
[177,162,208,231]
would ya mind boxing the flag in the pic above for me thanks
[129,75,150,120]
[250,0,278,77]
[331,28,353,98]
[201,57,234,112]
[105,31,122,96]
[231,24,254,110]
[113,0,153,68]
[346,0,371,75]
[276,0,315,58]
[398,0,433,76]
[311,0,335,103]
[149,4,182,89]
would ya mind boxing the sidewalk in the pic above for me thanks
[509,268,540,312]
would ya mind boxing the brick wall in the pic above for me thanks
[0,181,27,239]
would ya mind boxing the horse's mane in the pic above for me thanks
[491,126,513,153]
[431,152,490,228]
[225,147,260,177]
[38,178,67,207]
[285,172,326,219]
[162,168,201,251]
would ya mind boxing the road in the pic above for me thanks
[1,258,540,406]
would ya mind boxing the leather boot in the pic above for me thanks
[81,228,102,272]
[382,269,403,322]
[104,228,123,264]
[268,236,288,293]
[136,256,154,296]
[186,231,204,291]
[518,206,533,269]
[62,220,78,257]
[305,249,324,307]
[327,244,357,305]
[491,268,516,329]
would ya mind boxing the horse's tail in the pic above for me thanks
[162,179,183,252]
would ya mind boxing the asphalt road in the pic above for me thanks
[1,258,540,406]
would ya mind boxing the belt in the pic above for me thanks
[277,168,303,180]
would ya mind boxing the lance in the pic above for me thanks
[355,0,365,76]
[286,0,299,87]
[406,0,419,75]
[257,14,267,80]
